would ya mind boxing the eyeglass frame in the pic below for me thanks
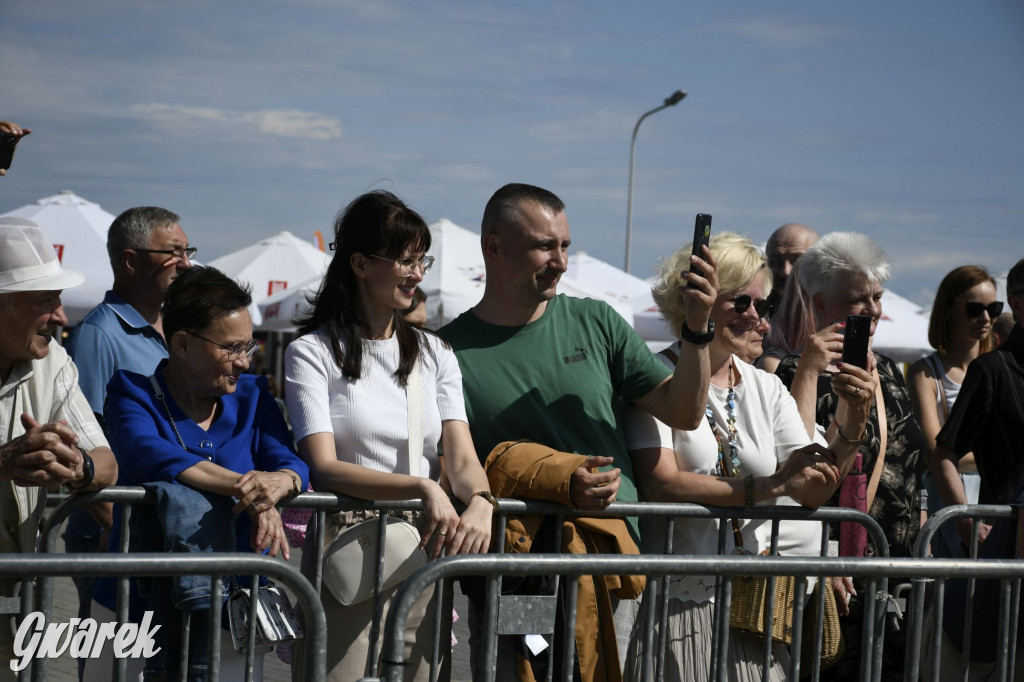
[133,246,198,261]
[186,331,258,358]
[365,253,435,276]
[964,300,1004,319]
[730,294,771,319]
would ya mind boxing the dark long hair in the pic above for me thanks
[296,190,431,384]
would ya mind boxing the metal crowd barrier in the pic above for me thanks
[906,504,1021,682]
[0,553,325,682]
[374,554,1024,682]
[474,500,888,682]
[36,490,888,682]
[285,496,886,682]
[32,487,334,682]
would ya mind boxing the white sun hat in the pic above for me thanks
[0,217,85,292]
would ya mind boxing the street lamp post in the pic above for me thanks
[624,89,686,273]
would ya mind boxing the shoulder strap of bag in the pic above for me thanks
[149,373,189,453]
[924,354,950,420]
[406,352,423,478]
[865,368,887,511]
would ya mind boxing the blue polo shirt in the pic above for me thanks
[65,291,168,542]
[67,291,168,418]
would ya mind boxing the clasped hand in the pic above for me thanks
[232,469,294,514]
[420,479,492,560]
[1,415,84,490]
[771,444,840,508]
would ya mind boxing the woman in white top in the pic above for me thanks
[624,233,874,682]
[285,190,494,681]
[908,265,1001,556]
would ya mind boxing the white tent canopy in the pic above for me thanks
[872,289,931,363]
[259,276,319,331]
[566,251,674,344]
[0,190,116,325]
[208,230,331,306]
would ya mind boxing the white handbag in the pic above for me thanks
[321,355,428,606]
[321,515,427,605]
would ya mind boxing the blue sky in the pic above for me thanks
[2,0,1022,306]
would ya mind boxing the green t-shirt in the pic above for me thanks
[439,294,672,511]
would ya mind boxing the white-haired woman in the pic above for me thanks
[624,232,874,682]
[771,232,926,681]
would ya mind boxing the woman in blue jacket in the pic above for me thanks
[86,266,308,682]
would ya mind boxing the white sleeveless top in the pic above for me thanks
[923,352,960,424]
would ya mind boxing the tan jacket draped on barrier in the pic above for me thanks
[484,440,645,682]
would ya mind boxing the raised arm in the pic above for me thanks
[787,322,845,438]
[633,245,717,431]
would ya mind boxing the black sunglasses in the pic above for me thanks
[965,301,1004,319]
[732,294,770,319]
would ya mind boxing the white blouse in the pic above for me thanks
[284,328,467,482]
[627,349,826,602]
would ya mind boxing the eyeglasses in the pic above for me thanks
[965,301,1004,319]
[187,331,258,358]
[366,253,435,276]
[731,294,771,319]
[135,246,198,261]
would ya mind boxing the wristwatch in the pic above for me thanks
[472,490,499,510]
[285,471,303,497]
[71,448,95,491]
[680,318,715,345]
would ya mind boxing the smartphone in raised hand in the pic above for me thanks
[687,213,712,289]
[0,133,19,172]
[842,314,872,370]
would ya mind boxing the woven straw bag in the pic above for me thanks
[729,550,798,645]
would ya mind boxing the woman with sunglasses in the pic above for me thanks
[624,232,873,682]
[284,190,492,681]
[907,265,1001,557]
[87,266,308,681]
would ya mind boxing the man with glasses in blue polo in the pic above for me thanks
[64,206,195,669]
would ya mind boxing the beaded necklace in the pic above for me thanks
[705,359,740,477]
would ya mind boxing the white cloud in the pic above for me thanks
[714,18,844,48]
[129,104,342,141]
[428,164,494,183]
[528,110,633,143]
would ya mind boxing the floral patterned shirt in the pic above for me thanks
[775,353,926,558]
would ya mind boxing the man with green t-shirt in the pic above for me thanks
[440,182,718,680]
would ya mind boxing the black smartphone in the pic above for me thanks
[0,133,18,171]
[687,213,712,289]
[842,314,872,370]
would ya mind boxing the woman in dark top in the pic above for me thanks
[771,231,926,681]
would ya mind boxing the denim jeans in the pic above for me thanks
[132,482,238,682]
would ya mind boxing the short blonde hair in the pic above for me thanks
[652,231,772,334]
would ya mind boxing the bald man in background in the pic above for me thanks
[759,223,819,372]
[766,223,819,310]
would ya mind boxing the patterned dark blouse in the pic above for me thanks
[775,353,926,558]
